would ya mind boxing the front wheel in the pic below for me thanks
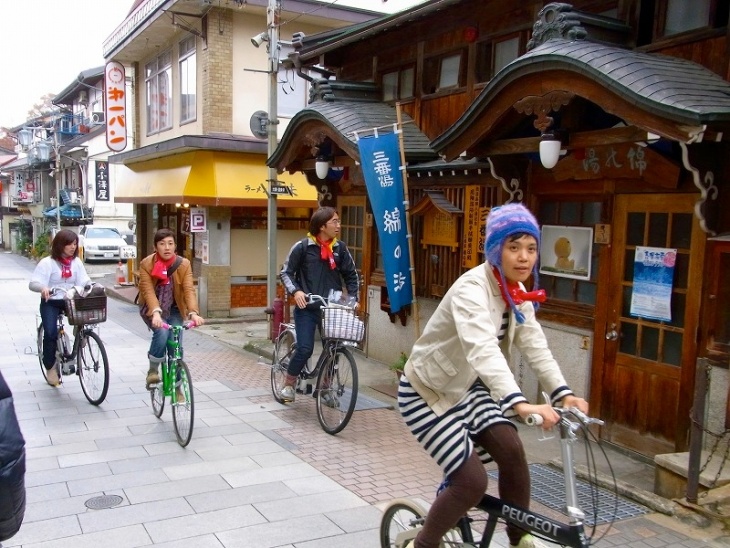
[77,330,110,405]
[271,330,296,403]
[316,347,358,435]
[380,498,428,548]
[172,359,194,447]
[37,324,49,382]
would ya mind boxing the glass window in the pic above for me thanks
[665,0,710,36]
[438,54,461,89]
[382,72,398,101]
[537,200,601,310]
[381,67,414,101]
[145,51,172,134]
[179,36,196,124]
[494,37,520,74]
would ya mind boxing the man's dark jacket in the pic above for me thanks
[0,370,26,541]
[280,237,359,307]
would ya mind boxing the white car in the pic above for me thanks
[80,226,128,262]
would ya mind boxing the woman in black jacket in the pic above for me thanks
[0,370,26,542]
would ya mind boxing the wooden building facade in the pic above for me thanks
[269,0,730,459]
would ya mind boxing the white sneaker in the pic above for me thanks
[279,385,295,402]
[46,366,60,387]
[511,534,550,548]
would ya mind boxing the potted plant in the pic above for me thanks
[390,352,408,380]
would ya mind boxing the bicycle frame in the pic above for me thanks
[161,325,185,398]
[382,408,605,548]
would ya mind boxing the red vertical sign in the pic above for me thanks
[104,61,127,152]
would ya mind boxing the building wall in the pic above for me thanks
[203,8,234,135]
[365,285,592,400]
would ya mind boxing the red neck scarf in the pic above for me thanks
[492,266,547,307]
[151,254,176,284]
[316,236,336,270]
[59,256,73,279]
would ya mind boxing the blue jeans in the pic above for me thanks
[148,308,183,362]
[40,299,67,368]
[286,306,320,377]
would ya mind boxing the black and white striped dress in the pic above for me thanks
[398,310,513,479]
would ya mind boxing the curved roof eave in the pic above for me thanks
[269,101,438,170]
[432,38,730,157]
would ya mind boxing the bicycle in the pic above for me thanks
[380,407,614,548]
[148,321,196,447]
[269,293,366,435]
[35,285,110,406]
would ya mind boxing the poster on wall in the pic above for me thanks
[630,246,676,321]
[539,225,592,281]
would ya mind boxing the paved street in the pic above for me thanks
[0,250,727,547]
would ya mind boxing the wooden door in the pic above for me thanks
[338,196,369,309]
[598,194,705,456]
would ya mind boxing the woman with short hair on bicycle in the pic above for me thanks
[29,229,91,387]
[278,207,360,402]
[138,228,204,390]
[399,204,588,548]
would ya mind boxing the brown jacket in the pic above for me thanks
[138,254,199,321]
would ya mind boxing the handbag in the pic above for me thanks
[138,256,183,328]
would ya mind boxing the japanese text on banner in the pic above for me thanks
[357,132,413,313]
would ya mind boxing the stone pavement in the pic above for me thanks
[1,250,727,547]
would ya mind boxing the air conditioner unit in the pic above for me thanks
[91,112,105,125]
[78,90,88,105]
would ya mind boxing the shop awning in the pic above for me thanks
[114,150,319,207]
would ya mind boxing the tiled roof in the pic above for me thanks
[270,100,437,166]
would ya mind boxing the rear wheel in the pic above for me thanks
[316,347,358,435]
[77,330,110,405]
[271,330,296,403]
[172,359,194,447]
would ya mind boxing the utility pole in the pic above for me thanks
[266,0,281,309]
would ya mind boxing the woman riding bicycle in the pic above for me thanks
[398,204,588,548]
[138,228,204,390]
[278,207,359,403]
[29,229,91,387]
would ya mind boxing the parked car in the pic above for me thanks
[80,226,128,262]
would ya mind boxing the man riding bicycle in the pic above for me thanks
[278,207,359,403]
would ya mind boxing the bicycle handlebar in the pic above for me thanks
[304,293,358,310]
[161,321,198,330]
[524,407,603,428]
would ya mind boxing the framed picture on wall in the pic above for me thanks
[168,215,177,233]
[539,225,593,281]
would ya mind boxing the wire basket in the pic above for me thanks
[321,306,367,343]
[65,295,107,325]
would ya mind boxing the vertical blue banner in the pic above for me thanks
[357,132,413,313]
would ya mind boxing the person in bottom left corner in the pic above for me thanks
[0,370,26,543]
[29,229,91,387]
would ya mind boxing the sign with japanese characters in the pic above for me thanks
[104,61,127,152]
[95,161,110,201]
[357,131,412,313]
[630,246,677,321]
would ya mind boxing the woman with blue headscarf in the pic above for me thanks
[398,203,588,548]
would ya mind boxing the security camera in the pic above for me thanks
[251,32,269,48]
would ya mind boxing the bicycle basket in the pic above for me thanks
[321,306,367,343]
[65,294,107,325]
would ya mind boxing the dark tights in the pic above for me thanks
[414,423,530,548]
